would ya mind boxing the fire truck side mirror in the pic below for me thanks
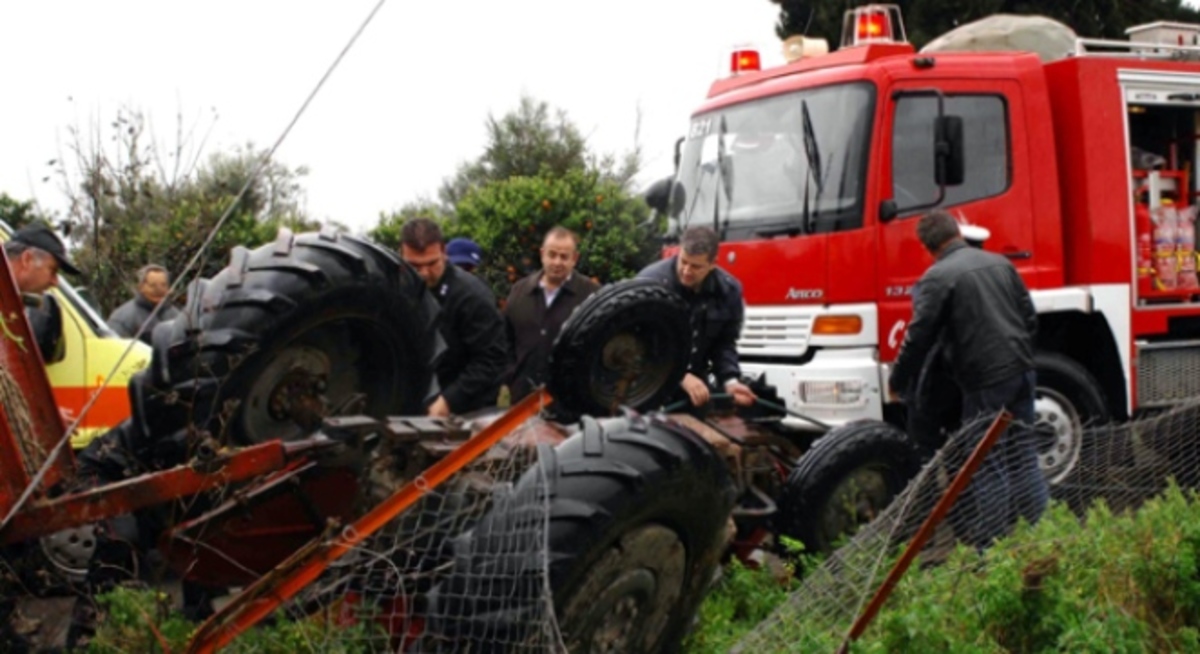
[644,176,680,215]
[673,136,685,172]
[934,115,965,187]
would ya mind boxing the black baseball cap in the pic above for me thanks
[11,223,81,275]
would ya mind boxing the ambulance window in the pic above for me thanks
[892,94,1010,213]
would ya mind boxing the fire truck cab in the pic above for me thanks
[652,5,1200,483]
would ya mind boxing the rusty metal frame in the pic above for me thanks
[186,389,552,654]
[0,248,71,512]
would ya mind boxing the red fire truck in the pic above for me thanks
[648,4,1200,484]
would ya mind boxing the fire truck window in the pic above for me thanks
[675,82,876,241]
[892,94,1010,214]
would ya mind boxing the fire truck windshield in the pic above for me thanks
[674,82,875,240]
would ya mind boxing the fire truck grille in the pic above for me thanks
[1138,345,1200,406]
[737,308,814,358]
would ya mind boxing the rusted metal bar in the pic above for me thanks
[837,410,1013,653]
[186,389,552,654]
[0,440,289,544]
[0,248,69,511]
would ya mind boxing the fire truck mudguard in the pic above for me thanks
[425,413,736,653]
[147,228,440,447]
[778,419,922,555]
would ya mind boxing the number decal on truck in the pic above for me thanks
[885,285,914,298]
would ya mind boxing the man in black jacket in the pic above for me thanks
[504,226,599,402]
[888,210,1046,547]
[107,264,180,344]
[638,226,755,408]
[400,219,507,416]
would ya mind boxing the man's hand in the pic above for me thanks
[427,396,451,418]
[726,381,757,407]
[887,388,902,404]
[680,373,710,407]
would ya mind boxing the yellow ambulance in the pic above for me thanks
[2,221,150,448]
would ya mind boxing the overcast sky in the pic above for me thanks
[4,2,1199,235]
[0,1,781,233]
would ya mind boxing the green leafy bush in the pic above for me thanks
[688,484,1200,653]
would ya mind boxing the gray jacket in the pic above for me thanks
[107,294,180,344]
[889,241,1037,394]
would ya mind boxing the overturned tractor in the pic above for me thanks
[0,228,921,652]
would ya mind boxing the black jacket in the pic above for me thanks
[889,241,1037,394]
[504,271,599,402]
[638,257,745,386]
[107,294,181,345]
[430,264,508,413]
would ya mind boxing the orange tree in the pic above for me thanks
[450,167,658,302]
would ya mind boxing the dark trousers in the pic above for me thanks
[948,370,1049,549]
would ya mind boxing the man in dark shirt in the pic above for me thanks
[888,210,1045,547]
[107,264,180,344]
[638,226,755,408]
[504,226,599,402]
[399,219,508,416]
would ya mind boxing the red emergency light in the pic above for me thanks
[857,11,890,40]
[841,4,907,48]
[730,49,762,74]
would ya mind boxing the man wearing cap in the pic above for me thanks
[4,222,81,359]
[399,219,507,417]
[446,237,483,274]
[504,226,599,403]
[107,264,180,344]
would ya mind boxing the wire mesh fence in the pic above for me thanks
[732,400,1200,653]
[248,419,565,653]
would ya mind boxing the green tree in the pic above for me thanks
[377,95,655,300]
[368,198,449,251]
[437,95,591,211]
[452,168,657,300]
[53,107,320,314]
[0,193,51,232]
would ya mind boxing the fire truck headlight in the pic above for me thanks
[799,380,867,406]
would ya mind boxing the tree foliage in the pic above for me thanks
[770,0,1200,49]
[52,107,320,314]
[0,194,51,232]
[453,168,658,301]
[377,95,656,301]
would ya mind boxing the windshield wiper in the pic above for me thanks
[799,99,825,234]
[713,115,732,239]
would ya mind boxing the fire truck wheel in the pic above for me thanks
[424,413,736,653]
[547,278,691,417]
[777,420,922,555]
[148,229,439,445]
[1033,352,1108,485]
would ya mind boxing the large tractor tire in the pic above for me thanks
[1032,352,1109,484]
[548,278,691,417]
[425,413,736,653]
[144,228,440,447]
[777,420,922,555]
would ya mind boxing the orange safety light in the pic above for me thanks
[841,4,907,48]
[730,49,762,74]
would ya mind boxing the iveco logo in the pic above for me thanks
[786,288,824,300]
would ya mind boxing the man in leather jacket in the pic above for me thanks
[888,210,1046,548]
[638,226,756,409]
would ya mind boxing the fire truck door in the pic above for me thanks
[877,80,1032,362]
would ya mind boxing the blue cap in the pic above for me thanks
[446,238,483,266]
